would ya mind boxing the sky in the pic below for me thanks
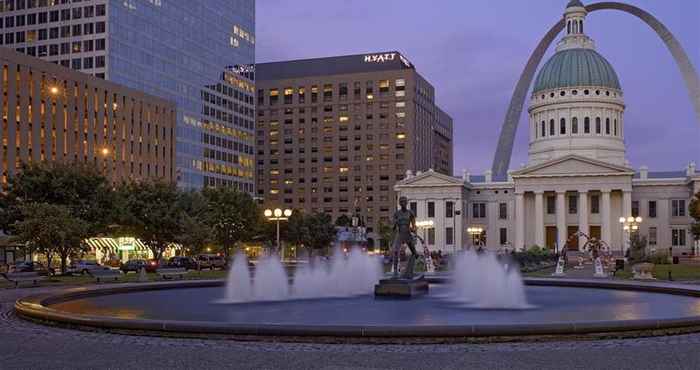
[255,0,700,175]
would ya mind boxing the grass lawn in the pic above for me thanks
[612,264,700,281]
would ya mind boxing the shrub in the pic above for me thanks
[649,251,670,265]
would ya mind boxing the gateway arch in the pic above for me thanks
[491,2,700,180]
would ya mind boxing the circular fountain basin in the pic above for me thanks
[15,278,700,339]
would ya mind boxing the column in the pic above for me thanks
[515,192,525,251]
[623,190,632,217]
[622,190,633,254]
[534,191,545,248]
[601,190,612,247]
[578,190,589,251]
[556,191,567,253]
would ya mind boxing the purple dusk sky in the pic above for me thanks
[256,0,700,176]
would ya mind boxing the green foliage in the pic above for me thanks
[201,186,260,258]
[512,245,557,271]
[628,233,650,263]
[286,212,336,256]
[335,214,352,227]
[12,203,89,273]
[690,191,700,241]
[378,221,396,251]
[3,162,115,236]
[116,181,183,260]
[649,251,670,265]
[175,190,212,255]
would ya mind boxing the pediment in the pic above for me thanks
[513,155,633,177]
[396,170,464,187]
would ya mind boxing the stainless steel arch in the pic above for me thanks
[491,2,700,180]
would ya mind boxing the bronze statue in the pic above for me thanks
[392,196,418,278]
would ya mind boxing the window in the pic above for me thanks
[409,202,417,216]
[499,228,508,245]
[648,201,657,218]
[427,228,435,246]
[672,199,686,217]
[649,227,657,246]
[472,203,486,218]
[614,119,618,136]
[540,121,545,137]
[595,117,601,134]
[572,117,578,134]
[446,201,454,218]
[632,201,639,217]
[546,196,556,214]
[427,202,435,218]
[560,118,566,135]
[569,195,578,214]
[672,228,686,247]
[584,117,590,133]
[549,119,555,136]
[591,195,600,214]
[446,227,454,245]
[499,203,507,219]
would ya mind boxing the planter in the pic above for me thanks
[632,262,656,280]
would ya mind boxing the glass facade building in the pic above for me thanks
[1,0,256,190]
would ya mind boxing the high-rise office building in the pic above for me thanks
[256,52,453,248]
[1,47,176,184]
[0,0,255,190]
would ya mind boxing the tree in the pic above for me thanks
[6,162,116,236]
[628,232,649,263]
[116,181,183,260]
[175,191,212,255]
[201,187,260,259]
[378,220,396,251]
[12,203,89,274]
[335,214,352,227]
[690,191,700,242]
[289,212,336,257]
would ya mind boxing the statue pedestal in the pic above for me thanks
[374,275,429,298]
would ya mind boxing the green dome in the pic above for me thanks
[533,48,621,93]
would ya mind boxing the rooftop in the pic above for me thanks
[256,51,414,81]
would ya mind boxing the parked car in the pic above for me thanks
[68,260,108,275]
[196,254,226,270]
[120,259,159,273]
[9,261,54,276]
[167,256,199,270]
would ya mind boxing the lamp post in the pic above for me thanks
[467,226,484,250]
[619,216,643,258]
[264,208,292,259]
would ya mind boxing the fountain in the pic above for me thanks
[449,251,529,309]
[223,248,382,303]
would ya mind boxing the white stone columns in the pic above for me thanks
[534,191,545,248]
[556,191,567,253]
[623,190,632,217]
[515,192,525,251]
[601,190,612,247]
[578,190,589,251]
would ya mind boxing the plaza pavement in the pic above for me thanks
[2,283,700,369]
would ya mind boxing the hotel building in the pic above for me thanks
[0,0,255,190]
[256,52,453,248]
[395,2,699,255]
[1,47,176,184]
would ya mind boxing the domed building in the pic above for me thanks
[528,0,626,166]
[394,1,698,261]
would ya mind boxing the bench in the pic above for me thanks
[1,272,47,288]
[156,267,188,280]
[87,269,123,283]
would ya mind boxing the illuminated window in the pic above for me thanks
[270,189,279,194]
[339,115,349,122]
[339,167,349,173]
[395,101,405,108]
[396,133,406,139]
[395,112,406,118]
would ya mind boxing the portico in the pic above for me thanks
[512,155,634,253]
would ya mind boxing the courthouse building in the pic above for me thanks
[395,2,699,255]
[256,52,453,247]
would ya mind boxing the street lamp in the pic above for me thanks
[467,226,484,249]
[619,216,643,257]
[264,208,292,259]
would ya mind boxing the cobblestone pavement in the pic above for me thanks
[3,286,700,369]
